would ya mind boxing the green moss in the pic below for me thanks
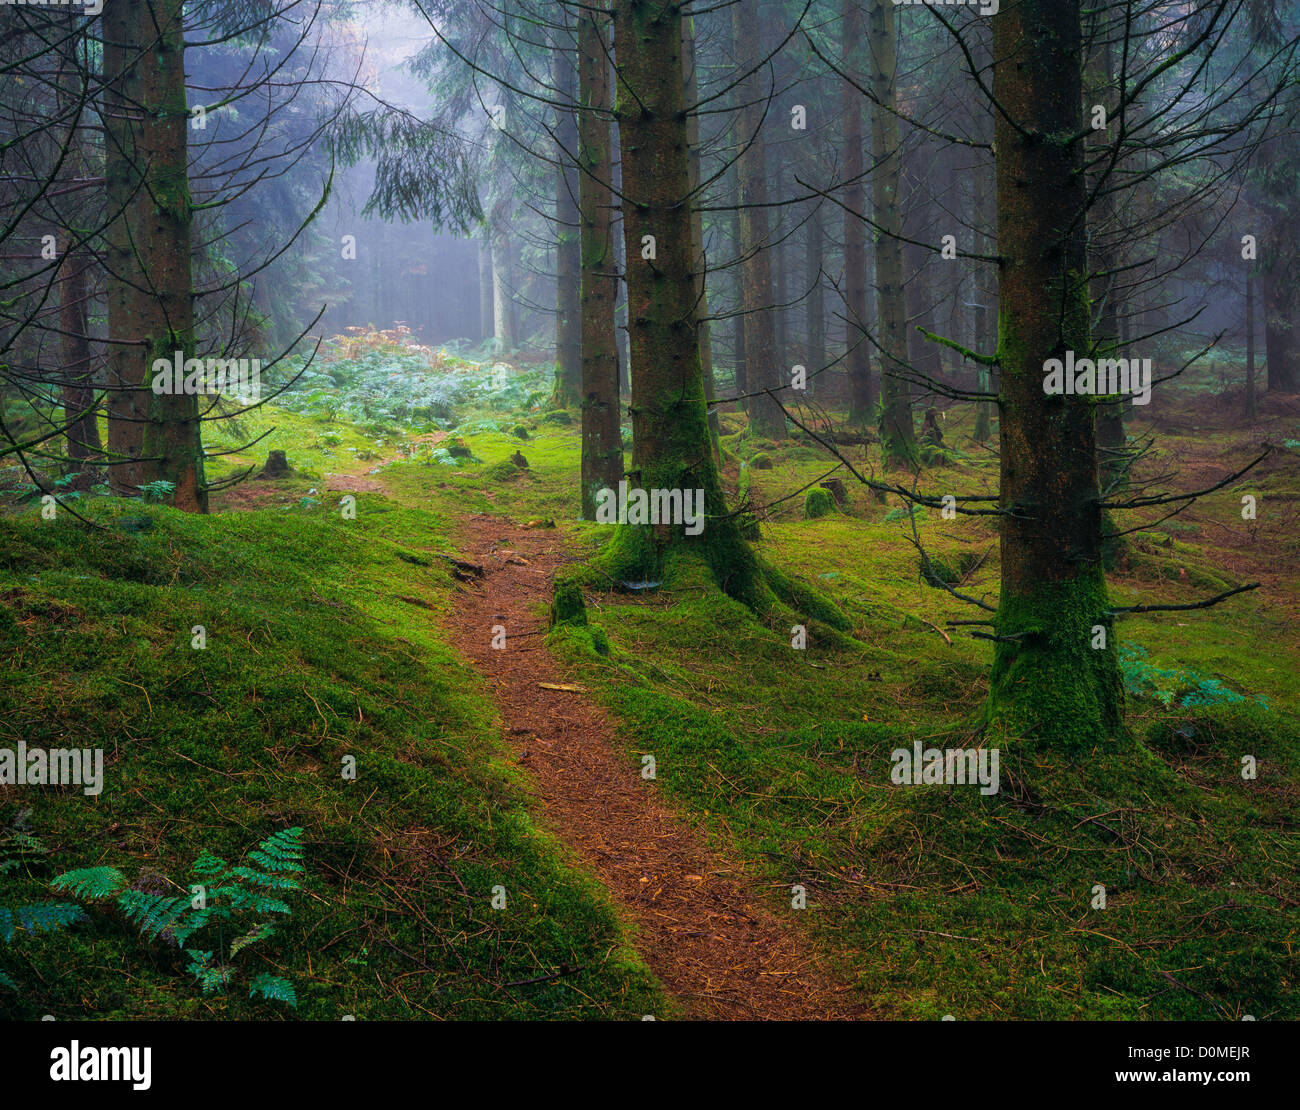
[551,574,588,626]
[1145,702,1299,772]
[485,460,523,482]
[804,487,835,519]
[985,573,1125,751]
[0,499,659,1019]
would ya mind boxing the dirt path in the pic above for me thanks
[442,512,866,1020]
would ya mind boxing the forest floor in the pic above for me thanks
[442,512,864,1019]
[3,349,1298,1020]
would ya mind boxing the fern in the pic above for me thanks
[186,950,234,995]
[249,972,297,1007]
[249,827,305,871]
[117,890,191,940]
[15,902,85,935]
[51,866,127,900]
[0,827,44,876]
[1,816,88,994]
[41,826,306,1008]
[1120,643,1268,709]
[229,922,275,957]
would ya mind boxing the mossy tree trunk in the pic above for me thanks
[104,0,206,511]
[553,28,582,407]
[611,0,765,603]
[987,0,1122,748]
[731,0,786,440]
[868,0,914,468]
[842,0,874,425]
[578,0,623,519]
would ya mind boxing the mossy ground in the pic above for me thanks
[2,346,1296,1019]
[0,494,660,1019]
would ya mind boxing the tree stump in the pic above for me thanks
[255,450,291,480]
[820,478,849,507]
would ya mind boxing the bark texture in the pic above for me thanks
[988,0,1123,748]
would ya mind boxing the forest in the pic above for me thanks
[0,0,1298,1049]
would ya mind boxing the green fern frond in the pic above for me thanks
[185,950,233,994]
[0,967,17,991]
[51,866,128,900]
[251,828,304,867]
[229,922,275,957]
[190,851,228,879]
[14,902,86,935]
[248,972,297,1007]
[0,829,45,875]
[230,866,301,892]
[116,890,190,940]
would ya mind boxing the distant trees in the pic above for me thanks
[0,1,393,512]
[868,0,914,468]
[731,0,786,441]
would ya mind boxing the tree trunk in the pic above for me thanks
[972,132,993,443]
[682,14,721,462]
[987,0,1122,748]
[104,0,206,510]
[610,0,765,603]
[1262,251,1299,392]
[730,171,747,401]
[806,201,825,399]
[842,0,873,425]
[491,208,515,353]
[56,37,99,471]
[904,199,943,395]
[1088,21,1126,495]
[578,0,622,519]
[869,0,914,467]
[731,0,785,440]
[1245,268,1256,421]
[553,29,582,405]
[478,231,494,343]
